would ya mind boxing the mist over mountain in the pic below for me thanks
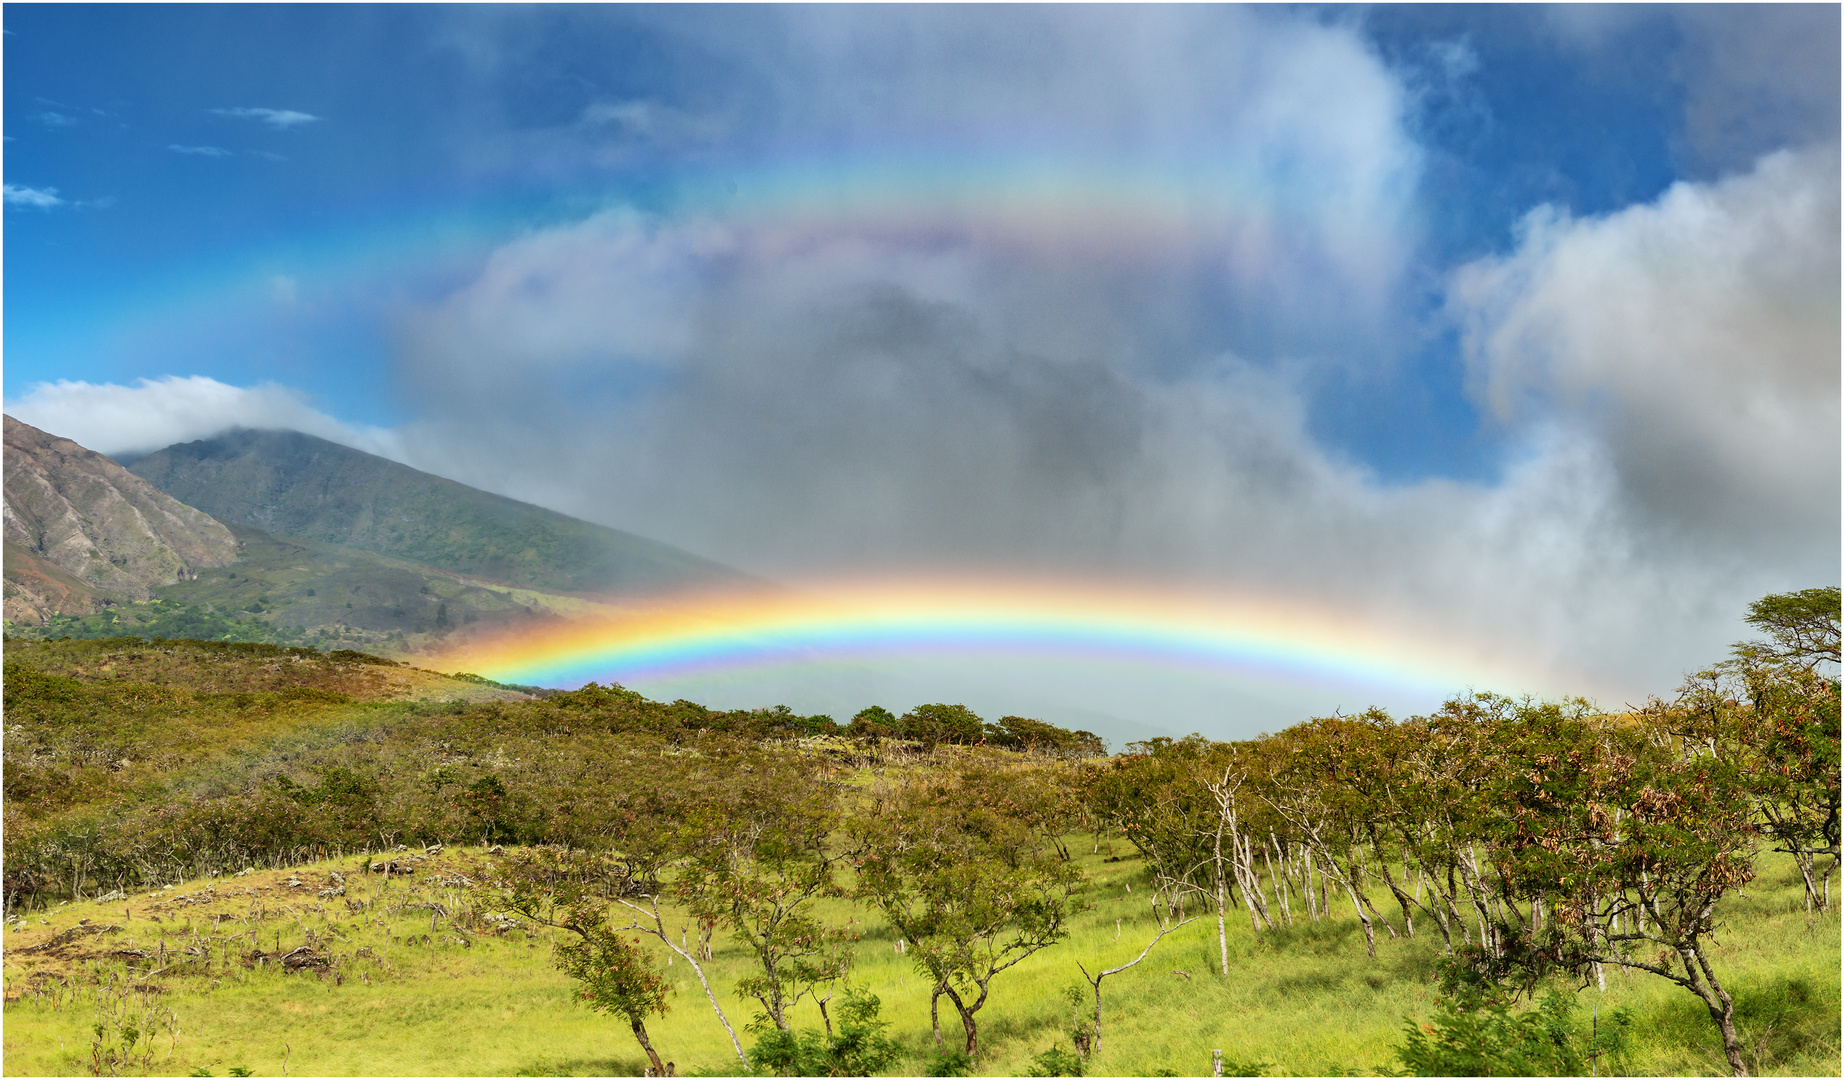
[127,428,745,596]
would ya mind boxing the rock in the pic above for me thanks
[3,416,237,623]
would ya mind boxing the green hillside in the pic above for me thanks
[11,523,626,656]
[0,636,1836,1077]
[127,430,744,595]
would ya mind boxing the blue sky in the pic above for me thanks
[5,5,1838,728]
[5,6,1824,469]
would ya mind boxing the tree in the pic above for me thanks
[557,915,676,1075]
[1074,882,1200,1055]
[985,716,1107,759]
[744,987,902,1077]
[1383,697,1512,959]
[1479,700,1760,1076]
[1737,586,1840,669]
[492,844,746,1062]
[900,703,986,748]
[1084,736,1242,974]
[847,706,897,737]
[853,767,1083,1056]
[1263,715,1406,959]
[1705,587,1842,912]
[673,750,857,1033]
[496,858,675,1074]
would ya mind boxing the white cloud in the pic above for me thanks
[168,144,232,157]
[211,107,320,129]
[3,376,402,462]
[3,184,64,209]
[1450,145,1840,548]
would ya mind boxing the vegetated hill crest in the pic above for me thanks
[3,415,239,623]
[128,427,746,596]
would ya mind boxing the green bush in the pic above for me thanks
[1391,990,1633,1077]
[745,989,900,1077]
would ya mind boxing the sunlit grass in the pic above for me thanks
[3,845,1836,1076]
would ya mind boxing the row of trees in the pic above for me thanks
[845,704,1107,757]
[1,664,1106,906]
[491,753,1086,1071]
[7,591,1832,1075]
[499,589,1834,1076]
[1082,587,1838,1076]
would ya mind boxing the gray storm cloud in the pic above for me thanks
[378,10,1835,705]
[20,8,1833,716]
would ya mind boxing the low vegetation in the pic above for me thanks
[1,589,1836,1076]
[5,524,625,656]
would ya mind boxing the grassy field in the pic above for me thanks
[4,637,1836,1076]
[3,841,1835,1077]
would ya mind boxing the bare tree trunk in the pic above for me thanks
[1365,831,1415,938]
[631,1018,666,1077]
[1352,849,1401,940]
[1213,822,1231,975]
[1237,836,1271,931]
[615,898,744,1061]
[1346,877,1377,958]
[1215,874,1230,976]
[1265,842,1292,926]
[1302,848,1320,921]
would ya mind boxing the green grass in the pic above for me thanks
[5,845,1835,1077]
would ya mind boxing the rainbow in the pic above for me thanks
[428,575,1542,705]
[82,139,1399,353]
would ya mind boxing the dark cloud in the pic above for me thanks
[1673,6,1840,175]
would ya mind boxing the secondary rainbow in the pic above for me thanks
[431,576,1536,700]
[97,139,1391,348]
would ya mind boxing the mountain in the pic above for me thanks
[128,428,743,595]
[148,520,638,651]
[3,416,239,624]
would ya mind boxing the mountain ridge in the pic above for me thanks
[127,428,745,596]
[3,415,240,623]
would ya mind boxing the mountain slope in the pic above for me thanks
[128,428,743,595]
[3,415,239,623]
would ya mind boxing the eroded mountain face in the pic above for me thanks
[3,415,239,623]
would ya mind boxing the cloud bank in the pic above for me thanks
[4,376,402,463]
[1452,146,1840,553]
[372,10,1835,705]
